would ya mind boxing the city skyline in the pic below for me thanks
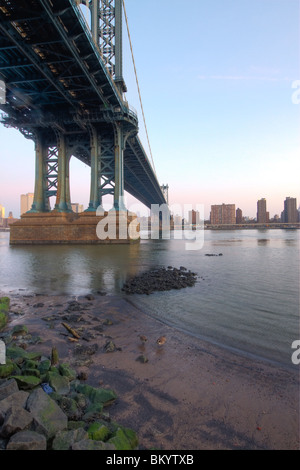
[0,194,298,225]
[0,0,299,220]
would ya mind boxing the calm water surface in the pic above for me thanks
[0,229,299,368]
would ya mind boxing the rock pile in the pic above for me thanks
[122,266,198,295]
[0,347,138,450]
[0,297,139,451]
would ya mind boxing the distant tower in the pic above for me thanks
[20,193,34,215]
[236,208,243,224]
[257,198,267,223]
[160,184,169,205]
[283,197,297,223]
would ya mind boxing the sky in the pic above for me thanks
[0,0,299,219]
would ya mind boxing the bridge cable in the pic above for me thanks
[122,0,156,175]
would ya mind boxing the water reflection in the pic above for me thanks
[257,239,270,245]
[3,237,143,295]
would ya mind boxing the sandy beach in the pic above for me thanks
[1,290,299,450]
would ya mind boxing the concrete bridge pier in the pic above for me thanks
[10,124,139,245]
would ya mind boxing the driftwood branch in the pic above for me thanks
[61,322,80,339]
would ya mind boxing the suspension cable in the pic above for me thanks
[122,0,156,174]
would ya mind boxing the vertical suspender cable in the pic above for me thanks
[122,0,156,175]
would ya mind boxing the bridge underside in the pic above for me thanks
[0,1,165,201]
[0,0,166,243]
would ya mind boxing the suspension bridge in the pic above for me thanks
[0,0,168,243]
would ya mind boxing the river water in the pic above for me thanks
[0,229,299,369]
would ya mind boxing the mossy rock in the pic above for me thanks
[68,420,86,430]
[38,359,51,376]
[24,359,39,369]
[58,363,77,382]
[49,365,60,375]
[22,368,41,378]
[52,395,81,421]
[6,346,42,363]
[11,325,29,337]
[75,383,117,406]
[0,360,15,378]
[0,297,10,311]
[47,371,70,395]
[0,312,8,331]
[11,374,41,390]
[83,402,104,421]
[108,427,138,450]
[52,428,88,450]
[88,422,110,442]
[6,346,28,363]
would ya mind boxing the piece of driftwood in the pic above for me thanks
[61,322,80,339]
[51,346,59,365]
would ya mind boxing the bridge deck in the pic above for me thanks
[0,0,166,208]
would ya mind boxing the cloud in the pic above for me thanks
[198,75,295,82]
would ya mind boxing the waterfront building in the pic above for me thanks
[0,204,4,219]
[20,193,34,215]
[210,204,236,224]
[173,214,183,227]
[236,208,243,224]
[188,210,200,225]
[257,198,269,223]
[283,197,298,223]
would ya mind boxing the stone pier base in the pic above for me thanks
[9,211,140,245]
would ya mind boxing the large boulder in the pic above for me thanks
[0,405,33,438]
[6,430,47,450]
[26,388,68,440]
[0,391,29,424]
[52,428,88,450]
[0,378,18,400]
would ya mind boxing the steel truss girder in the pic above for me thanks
[45,146,58,202]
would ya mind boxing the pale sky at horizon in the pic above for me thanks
[0,0,299,219]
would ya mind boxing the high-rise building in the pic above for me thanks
[20,193,34,215]
[0,204,5,219]
[188,210,200,225]
[283,197,298,223]
[236,208,243,224]
[210,204,236,224]
[257,198,269,223]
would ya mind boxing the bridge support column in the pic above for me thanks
[30,132,48,213]
[54,133,72,212]
[113,123,126,211]
[86,126,103,212]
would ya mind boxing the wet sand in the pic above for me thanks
[2,290,299,450]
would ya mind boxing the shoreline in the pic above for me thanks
[1,289,299,450]
[124,296,297,374]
